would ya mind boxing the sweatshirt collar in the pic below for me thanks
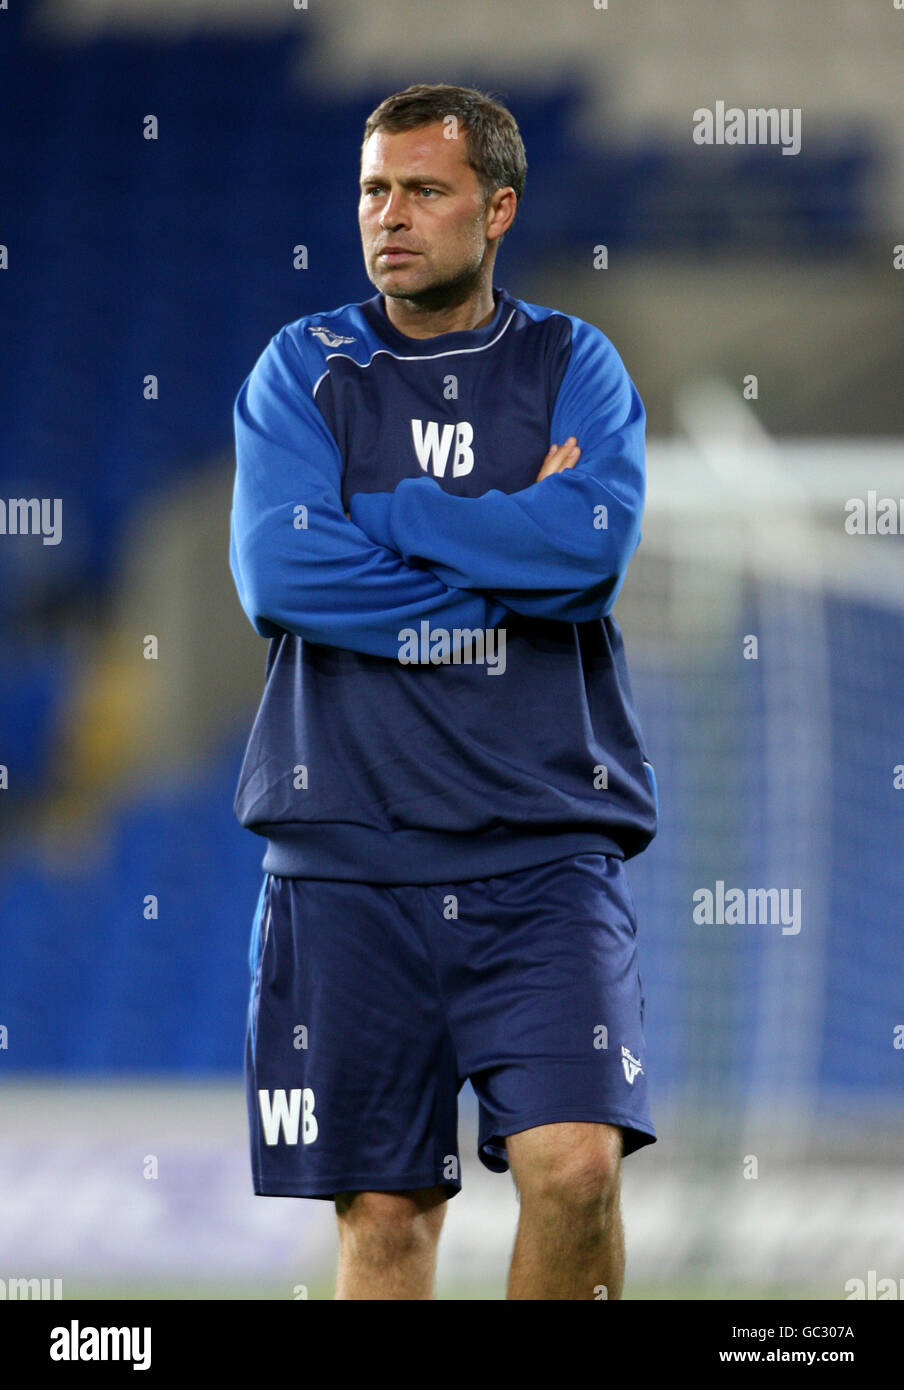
[361,286,510,355]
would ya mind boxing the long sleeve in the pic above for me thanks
[348,319,646,624]
[230,326,509,658]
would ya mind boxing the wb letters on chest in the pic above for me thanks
[410,418,475,478]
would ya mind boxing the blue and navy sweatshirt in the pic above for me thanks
[230,285,658,884]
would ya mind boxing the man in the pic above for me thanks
[230,83,658,1300]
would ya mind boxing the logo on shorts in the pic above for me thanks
[258,1088,318,1145]
[621,1046,643,1085]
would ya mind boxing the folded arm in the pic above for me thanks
[230,326,508,658]
[348,320,646,623]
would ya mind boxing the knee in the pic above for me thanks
[335,1189,446,1260]
[515,1132,622,1216]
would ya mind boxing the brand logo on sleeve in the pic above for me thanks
[308,326,356,347]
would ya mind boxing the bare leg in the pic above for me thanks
[334,1187,448,1299]
[505,1122,624,1300]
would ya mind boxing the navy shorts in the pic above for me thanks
[244,852,655,1200]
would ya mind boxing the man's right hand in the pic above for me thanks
[536,436,581,482]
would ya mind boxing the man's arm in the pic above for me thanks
[348,320,645,624]
[230,326,509,659]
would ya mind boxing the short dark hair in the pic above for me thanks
[362,83,527,207]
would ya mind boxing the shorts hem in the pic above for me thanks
[252,1170,461,1200]
[479,1108,657,1172]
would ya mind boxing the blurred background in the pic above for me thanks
[1,0,902,1299]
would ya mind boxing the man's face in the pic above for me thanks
[359,122,501,302]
